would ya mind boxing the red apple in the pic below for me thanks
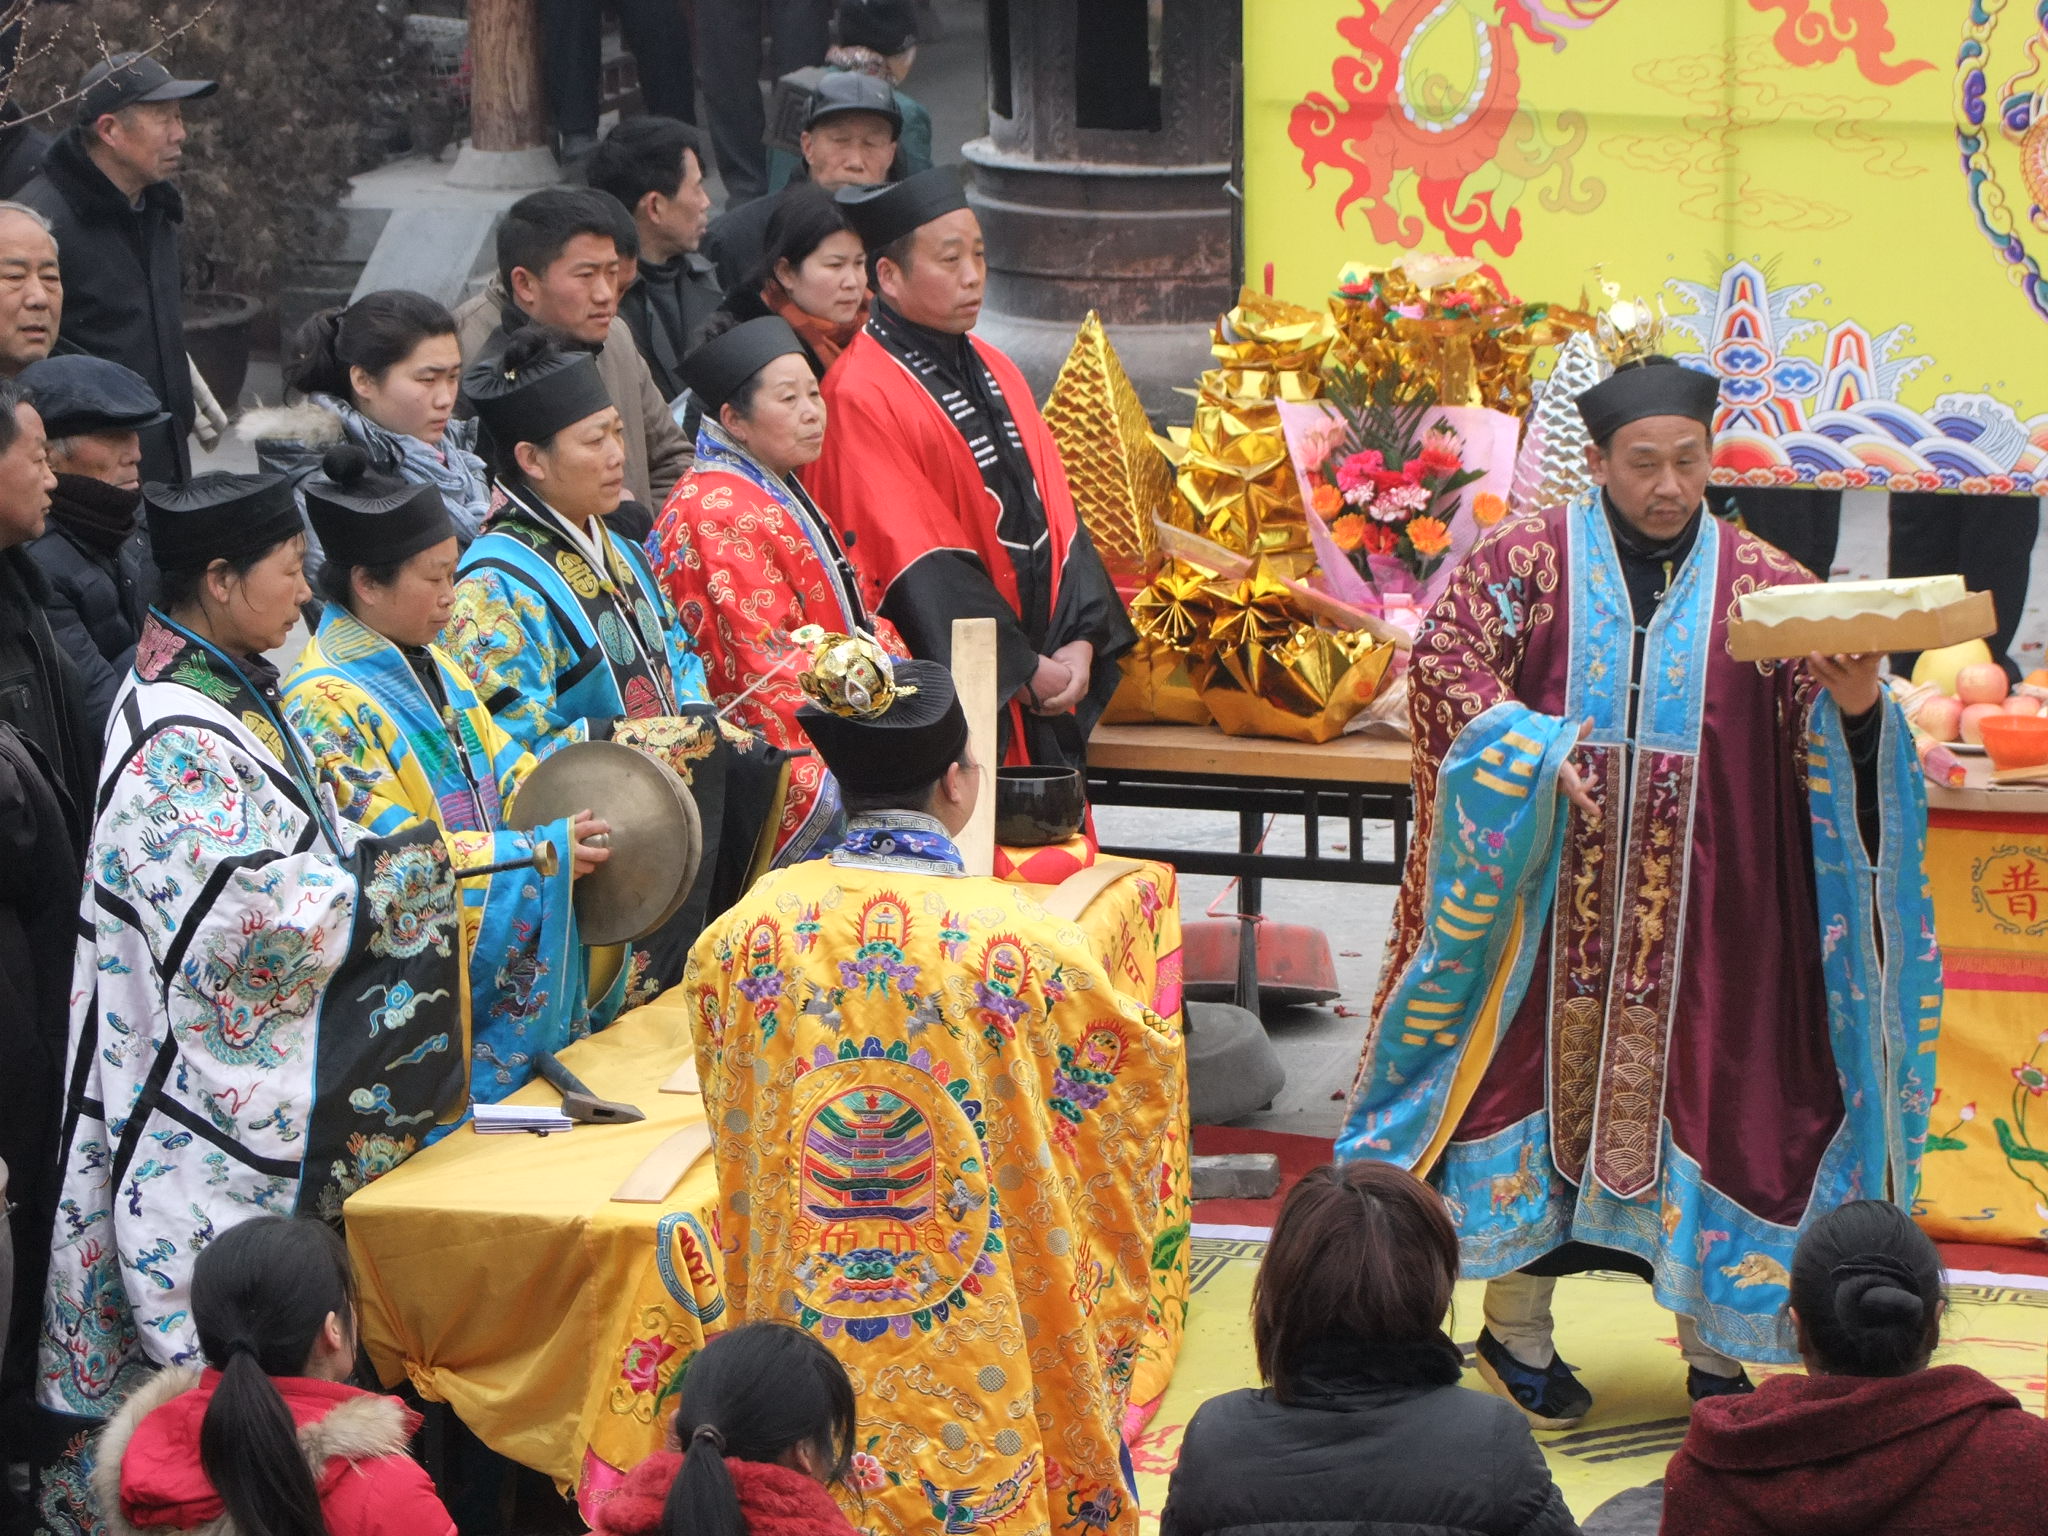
[1956,663,2010,705]
[2005,695,2043,718]
[1961,702,2004,745]
[1915,694,1964,741]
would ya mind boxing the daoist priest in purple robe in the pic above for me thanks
[1338,348,1938,1428]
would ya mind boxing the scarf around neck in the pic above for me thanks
[311,393,492,545]
[763,279,866,370]
[49,472,140,554]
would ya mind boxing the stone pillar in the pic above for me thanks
[964,0,1240,418]
[449,0,559,190]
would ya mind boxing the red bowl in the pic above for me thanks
[1977,713,2048,771]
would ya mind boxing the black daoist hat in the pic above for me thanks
[682,316,811,413]
[144,471,302,571]
[303,445,457,572]
[834,165,969,250]
[462,326,615,457]
[1575,356,1721,446]
[794,628,968,796]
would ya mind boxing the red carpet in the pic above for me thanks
[1190,1126,2048,1280]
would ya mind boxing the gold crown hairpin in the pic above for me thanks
[791,625,914,719]
[1593,278,1664,369]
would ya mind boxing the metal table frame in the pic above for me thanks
[1085,728,1415,1012]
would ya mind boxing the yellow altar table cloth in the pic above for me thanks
[1916,803,2048,1247]
[345,860,1189,1509]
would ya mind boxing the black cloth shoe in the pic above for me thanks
[1687,1365,1755,1403]
[1475,1326,1595,1429]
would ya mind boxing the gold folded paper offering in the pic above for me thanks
[1100,635,1213,726]
[1044,312,1174,587]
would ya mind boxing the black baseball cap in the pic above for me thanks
[804,70,902,135]
[18,355,169,438]
[77,52,217,125]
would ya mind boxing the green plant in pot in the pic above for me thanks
[12,0,430,406]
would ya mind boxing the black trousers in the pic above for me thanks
[1888,490,2041,678]
[695,0,829,202]
[539,0,699,139]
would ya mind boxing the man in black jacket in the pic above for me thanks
[21,355,163,735]
[0,376,94,1524]
[18,52,216,486]
[589,116,722,403]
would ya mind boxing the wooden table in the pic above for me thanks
[1086,722,1415,1010]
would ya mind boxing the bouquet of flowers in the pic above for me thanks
[1300,370,1488,597]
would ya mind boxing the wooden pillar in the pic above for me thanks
[467,0,545,153]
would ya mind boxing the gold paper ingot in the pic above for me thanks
[1168,393,1312,567]
[1199,626,1396,744]
[1100,635,1213,726]
[1042,312,1173,586]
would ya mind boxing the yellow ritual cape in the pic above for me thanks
[686,851,1183,1536]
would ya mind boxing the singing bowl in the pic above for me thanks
[507,740,703,945]
[993,765,1086,847]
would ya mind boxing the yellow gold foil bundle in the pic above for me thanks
[1043,312,1173,588]
[1327,257,1592,417]
[1109,557,1394,741]
[1169,391,1313,568]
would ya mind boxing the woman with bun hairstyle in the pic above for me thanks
[282,444,623,1104]
[241,289,490,581]
[593,1322,861,1536]
[1662,1199,2048,1536]
[43,473,466,1411]
[91,1215,456,1536]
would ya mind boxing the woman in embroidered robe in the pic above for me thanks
[283,446,619,1104]
[446,327,785,1001]
[39,471,469,1425]
[651,316,902,866]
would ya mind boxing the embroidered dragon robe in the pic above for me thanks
[1338,494,1940,1362]
[444,485,785,1002]
[40,616,468,1418]
[282,605,617,1104]
[649,418,905,867]
[686,815,1182,1536]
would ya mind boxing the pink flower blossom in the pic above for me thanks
[1334,450,1386,495]
[618,1335,678,1395]
[1343,482,1377,510]
[849,1452,889,1492]
[1371,482,1431,521]
[1297,418,1349,473]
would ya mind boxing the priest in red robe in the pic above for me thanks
[800,167,1133,770]
[1338,354,1939,1428]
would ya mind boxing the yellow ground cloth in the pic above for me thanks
[1130,1235,2048,1531]
[344,860,1188,1513]
[1917,810,2048,1245]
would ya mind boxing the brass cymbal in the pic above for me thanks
[506,740,702,945]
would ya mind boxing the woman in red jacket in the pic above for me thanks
[1663,1199,2048,1536]
[93,1215,454,1536]
[593,1322,861,1536]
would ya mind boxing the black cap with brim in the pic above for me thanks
[463,336,615,457]
[78,52,217,124]
[681,316,810,413]
[304,450,457,573]
[19,354,168,437]
[1576,357,1721,446]
[145,471,303,573]
[805,69,903,134]
[798,658,969,796]
[834,165,968,250]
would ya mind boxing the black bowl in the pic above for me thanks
[994,765,1086,847]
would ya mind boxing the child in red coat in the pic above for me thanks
[592,1323,862,1536]
[1662,1200,2048,1536]
[93,1216,454,1536]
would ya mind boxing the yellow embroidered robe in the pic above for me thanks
[685,837,1182,1536]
